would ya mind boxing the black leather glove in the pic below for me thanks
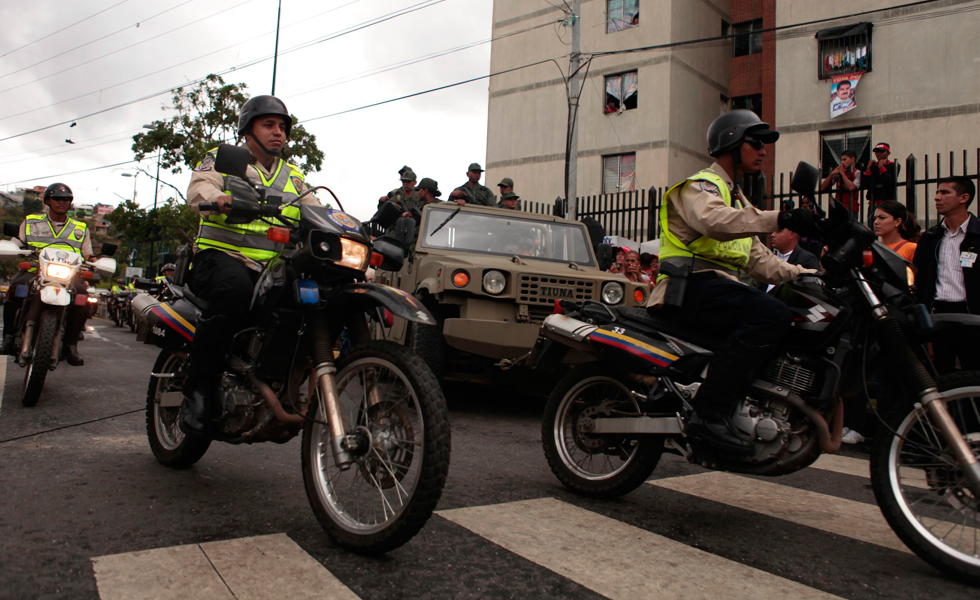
[778,208,817,237]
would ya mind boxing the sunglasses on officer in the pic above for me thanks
[743,137,766,150]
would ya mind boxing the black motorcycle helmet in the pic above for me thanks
[237,95,292,140]
[707,109,779,157]
[43,182,73,206]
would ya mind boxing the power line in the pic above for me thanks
[3,133,137,165]
[0,0,448,132]
[0,0,262,96]
[0,0,201,81]
[0,127,140,159]
[0,0,134,58]
[1,159,141,187]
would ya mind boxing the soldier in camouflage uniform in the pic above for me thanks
[389,169,420,211]
[458,162,495,206]
[378,165,415,208]
[498,191,521,211]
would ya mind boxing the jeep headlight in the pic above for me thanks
[483,270,506,294]
[339,238,369,271]
[601,281,624,305]
[45,263,72,281]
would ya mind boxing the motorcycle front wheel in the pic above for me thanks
[145,349,210,468]
[871,370,980,584]
[543,362,663,499]
[21,310,59,407]
[301,340,450,554]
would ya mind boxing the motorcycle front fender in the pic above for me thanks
[326,283,435,325]
[39,285,71,307]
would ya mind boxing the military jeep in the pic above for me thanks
[374,203,650,389]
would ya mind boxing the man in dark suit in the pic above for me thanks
[771,226,820,269]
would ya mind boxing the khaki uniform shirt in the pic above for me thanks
[647,162,815,308]
[388,188,422,212]
[459,182,496,206]
[18,216,94,259]
[187,154,321,270]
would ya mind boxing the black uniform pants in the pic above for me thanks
[184,250,258,394]
[660,276,793,347]
[3,269,89,343]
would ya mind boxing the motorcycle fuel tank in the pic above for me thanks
[773,276,850,350]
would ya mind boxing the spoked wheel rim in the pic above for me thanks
[554,375,641,482]
[888,387,980,568]
[152,354,186,451]
[309,357,424,535]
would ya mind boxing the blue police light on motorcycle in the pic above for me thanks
[294,279,319,305]
[15,285,28,298]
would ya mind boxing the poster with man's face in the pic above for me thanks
[830,72,864,119]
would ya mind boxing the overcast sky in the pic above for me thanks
[0,0,500,221]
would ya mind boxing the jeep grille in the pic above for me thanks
[519,275,595,305]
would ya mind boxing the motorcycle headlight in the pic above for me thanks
[45,263,72,280]
[482,270,506,294]
[339,238,370,271]
[601,281,624,305]
[86,296,99,303]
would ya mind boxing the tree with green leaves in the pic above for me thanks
[132,74,324,174]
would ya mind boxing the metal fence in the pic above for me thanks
[521,148,980,242]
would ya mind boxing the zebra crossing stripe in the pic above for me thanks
[92,534,359,600]
[648,472,911,553]
[439,497,841,599]
[812,453,930,489]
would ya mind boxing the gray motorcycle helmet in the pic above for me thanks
[707,109,779,157]
[237,95,292,140]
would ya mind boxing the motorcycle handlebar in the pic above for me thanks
[197,201,281,217]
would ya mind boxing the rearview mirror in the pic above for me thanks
[790,161,819,198]
[371,237,405,272]
[214,143,251,180]
[3,222,19,237]
[597,243,613,272]
[366,201,403,230]
[99,243,118,257]
[392,217,416,249]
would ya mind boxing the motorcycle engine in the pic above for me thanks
[731,397,804,461]
[215,373,261,434]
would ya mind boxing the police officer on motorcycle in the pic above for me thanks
[156,263,176,283]
[180,95,321,435]
[650,109,816,454]
[0,183,93,365]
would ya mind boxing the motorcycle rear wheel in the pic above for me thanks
[21,310,59,407]
[145,349,210,468]
[543,362,663,499]
[871,370,980,584]
[301,341,450,554]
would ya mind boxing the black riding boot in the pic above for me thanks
[688,337,774,456]
[179,315,236,436]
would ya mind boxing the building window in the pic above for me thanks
[603,153,636,194]
[820,127,871,178]
[604,71,638,113]
[732,94,762,118]
[817,22,872,80]
[733,18,763,57]
[607,0,639,33]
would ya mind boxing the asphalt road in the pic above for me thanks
[0,318,977,599]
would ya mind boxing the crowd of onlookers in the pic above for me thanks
[606,247,659,288]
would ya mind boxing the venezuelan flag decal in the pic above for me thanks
[151,303,196,341]
[590,329,679,368]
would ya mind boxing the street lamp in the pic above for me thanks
[143,124,161,275]
[119,171,138,203]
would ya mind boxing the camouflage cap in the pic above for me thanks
[400,169,417,181]
[467,162,483,172]
[416,177,441,196]
[501,191,519,201]
[497,177,514,188]
[398,165,413,176]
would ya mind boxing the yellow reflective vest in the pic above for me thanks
[24,214,87,253]
[194,148,304,263]
[658,168,753,279]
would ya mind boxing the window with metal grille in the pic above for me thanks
[816,23,872,80]
[602,153,636,194]
[733,18,762,57]
[820,127,871,178]
[732,94,762,118]
[607,0,639,33]
[604,71,638,113]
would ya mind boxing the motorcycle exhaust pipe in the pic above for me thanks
[246,373,305,426]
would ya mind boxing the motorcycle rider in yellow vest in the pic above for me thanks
[180,95,321,435]
[649,109,817,454]
[1,183,94,365]
[155,263,175,283]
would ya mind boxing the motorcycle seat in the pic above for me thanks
[614,306,724,351]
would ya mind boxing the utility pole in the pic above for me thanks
[148,146,161,275]
[564,0,582,220]
[271,0,282,95]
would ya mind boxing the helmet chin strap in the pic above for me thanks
[244,130,281,157]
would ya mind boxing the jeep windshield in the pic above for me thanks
[421,207,595,267]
